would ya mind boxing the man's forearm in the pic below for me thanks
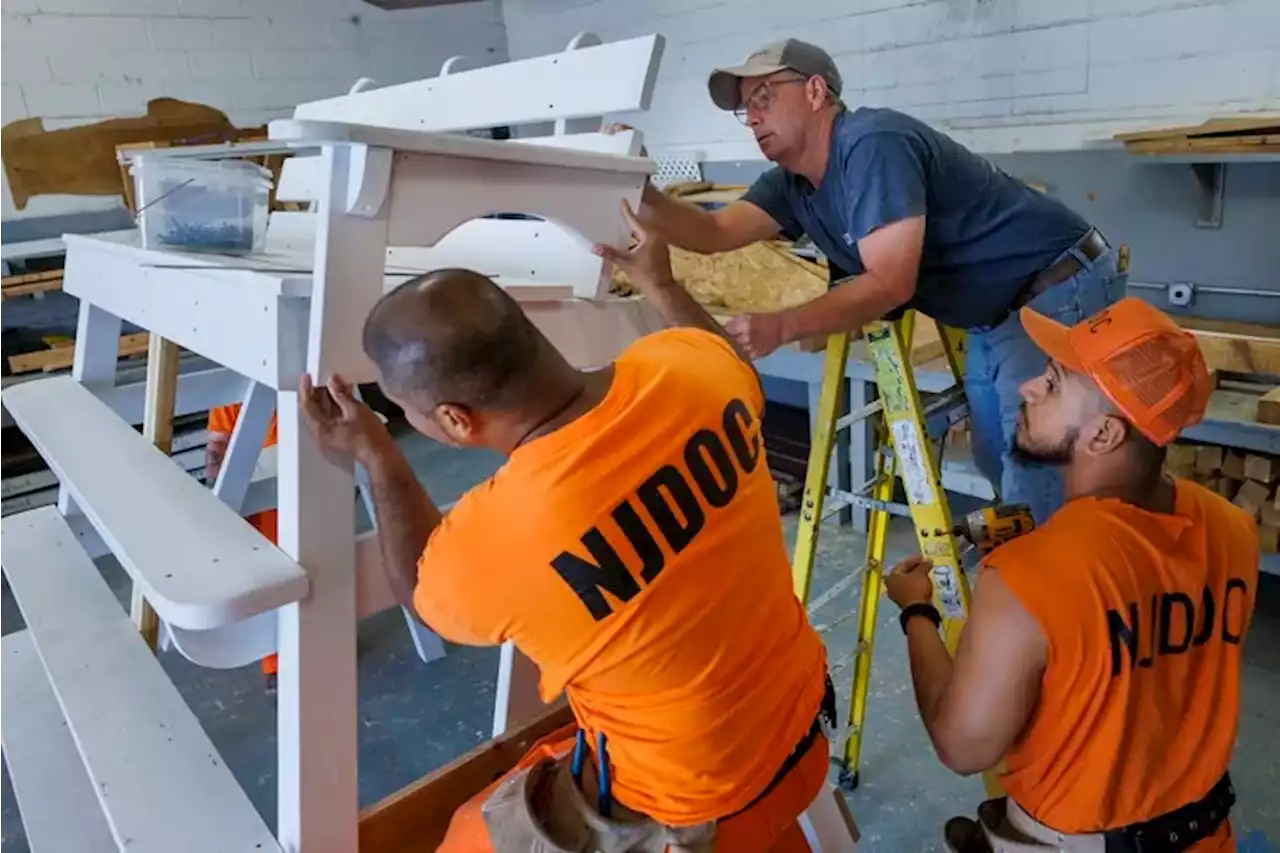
[779,272,912,343]
[645,279,758,373]
[906,619,954,743]
[363,440,443,612]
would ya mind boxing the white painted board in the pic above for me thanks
[1,631,117,853]
[269,120,652,175]
[1,508,281,853]
[292,34,664,133]
[2,378,309,629]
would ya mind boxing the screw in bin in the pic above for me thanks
[1168,282,1195,308]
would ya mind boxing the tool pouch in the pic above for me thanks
[481,753,716,853]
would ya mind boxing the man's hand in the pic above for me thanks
[725,312,787,360]
[594,200,677,294]
[885,555,935,609]
[298,372,393,468]
[204,434,229,484]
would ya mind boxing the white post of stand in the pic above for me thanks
[212,380,277,511]
[275,142,389,852]
[350,398,447,666]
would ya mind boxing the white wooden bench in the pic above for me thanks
[2,507,279,852]
[0,33,664,852]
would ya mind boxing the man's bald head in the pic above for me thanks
[362,269,544,410]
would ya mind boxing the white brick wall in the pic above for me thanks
[2,0,508,219]
[502,0,1280,159]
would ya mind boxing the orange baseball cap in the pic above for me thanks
[1020,296,1212,446]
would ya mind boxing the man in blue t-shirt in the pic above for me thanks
[622,39,1127,524]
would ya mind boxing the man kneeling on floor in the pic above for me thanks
[883,296,1258,853]
[296,204,841,852]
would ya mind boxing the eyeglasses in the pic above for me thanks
[733,76,807,125]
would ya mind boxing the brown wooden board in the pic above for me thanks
[1,98,249,210]
[6,332,150,375]
[358,702,574,853]
[1115,116,1280,143]
[1176,317,1280,377]
[1,269,63,299]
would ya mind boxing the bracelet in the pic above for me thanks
[899,602,941,634]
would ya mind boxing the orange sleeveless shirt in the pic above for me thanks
[987,480,1258,850]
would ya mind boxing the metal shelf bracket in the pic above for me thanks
[1191,162,1226,229]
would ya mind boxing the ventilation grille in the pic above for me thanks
[650,154,703,189]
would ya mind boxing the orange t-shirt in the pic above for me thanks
[208,404,279,541]
[414,328,827,826]
[988,479,1258,850]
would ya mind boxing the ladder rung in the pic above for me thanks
[827,488,914,518]
[834,399,883,433]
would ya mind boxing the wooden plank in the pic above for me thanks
[130,335,181,649]
[292,34,664,135]
[1259,387,1280,426]
[2,377,308,629]
[1,631,118,853]
[0,275,63,299]
[358,702,575,853]
[1,98,250,210]
[1,268,63,287]
[1172,316,1280,377]
[1127,135,1280,154]
[5,331,149,375]
[2,508,281,852]
[1115,116,1280,143]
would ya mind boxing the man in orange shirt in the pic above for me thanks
[883,297,1257,852]
[207,405,280,688]
[296,203,834,850]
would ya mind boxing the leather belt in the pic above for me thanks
[1010,228,1110,313]
[1104,772,1235,853]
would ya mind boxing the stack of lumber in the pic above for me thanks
[5,332,149,376]
[1,269,63,300]
[1176,316,1280,377]
[1167,443,1280,552]
[1116,116,1280,155]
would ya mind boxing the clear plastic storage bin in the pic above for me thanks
[130,158,273,256]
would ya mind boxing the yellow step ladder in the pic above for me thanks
[791,310,985,791]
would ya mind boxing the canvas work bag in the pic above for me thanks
[481,751,717,853]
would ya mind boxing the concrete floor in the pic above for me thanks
[3,429,1279,852]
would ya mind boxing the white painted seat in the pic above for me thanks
[2,377,308,630]
[1,507,280,852]
[1,631,117,853]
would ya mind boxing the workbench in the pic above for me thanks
[755,340,1280,574]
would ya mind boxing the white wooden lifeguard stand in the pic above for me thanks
[1,33,859,853]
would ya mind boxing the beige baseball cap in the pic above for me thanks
[708,39,843,111]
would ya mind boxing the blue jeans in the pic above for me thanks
[964,247,1127,525]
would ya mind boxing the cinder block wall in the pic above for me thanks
[1,0,509,220]
[502,0,1280,158]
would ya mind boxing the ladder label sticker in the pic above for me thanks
[931,564,966,619]
[889,420,934,507]
[872,343,911,413]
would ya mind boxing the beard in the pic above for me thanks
[1012,404,1076,466]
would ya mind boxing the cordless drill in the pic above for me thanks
[950,503,1035,556]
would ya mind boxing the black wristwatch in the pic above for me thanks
[899,602,941,634]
